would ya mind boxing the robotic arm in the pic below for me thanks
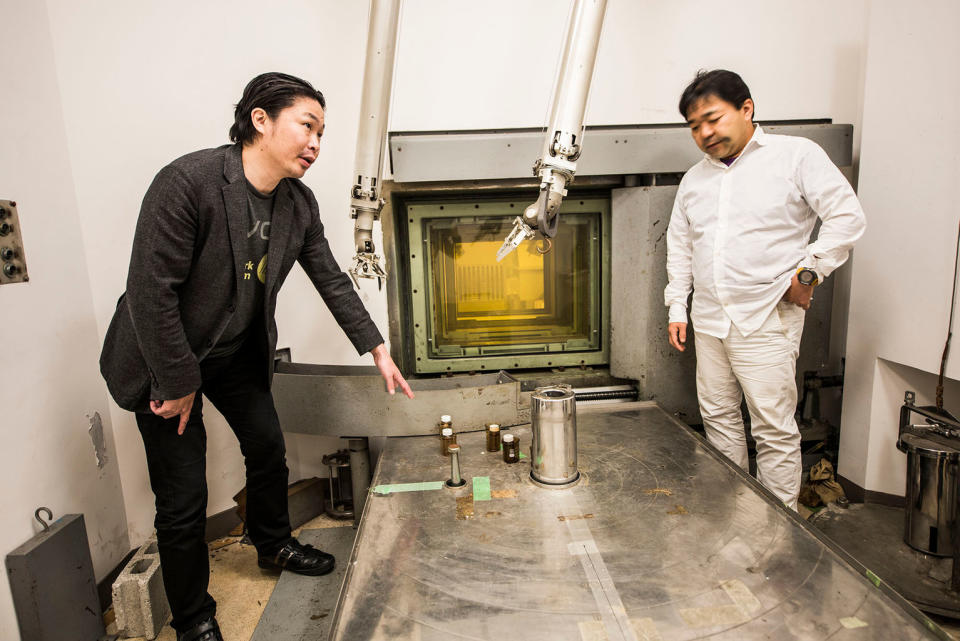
[349,0,402,288]
[497,0,608,262]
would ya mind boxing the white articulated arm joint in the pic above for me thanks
[524,159,574,240]
[497,0,607,261]
[350,179,386,287]
[349,0,401,288]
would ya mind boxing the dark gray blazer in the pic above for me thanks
[101,144,383,412]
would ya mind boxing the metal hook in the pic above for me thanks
[536,237,553,255]
[35,507,53,532]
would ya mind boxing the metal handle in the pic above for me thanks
[35,507,53,532]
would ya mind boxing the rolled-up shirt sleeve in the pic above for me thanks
[796,142,867,280]
[664,186,693,324]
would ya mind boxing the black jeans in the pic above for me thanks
[136,345,291,632]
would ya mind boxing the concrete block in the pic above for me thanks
[112,538,170,639]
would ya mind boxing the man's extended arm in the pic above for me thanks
[298,192,413,398]
[371,343,414,398]
[298,195,384,355]
[664,189,692,351]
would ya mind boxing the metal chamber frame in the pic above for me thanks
[401,196,611,374]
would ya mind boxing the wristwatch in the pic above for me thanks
[797,267,819,286]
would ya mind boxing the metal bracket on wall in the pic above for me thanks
[0,199,29,285]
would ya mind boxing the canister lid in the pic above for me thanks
[487,424,500,432]
[532,384,575,400]
[900,431,960,459]
[502,433,514,442]
[441,427,453,436]
[440,415,452,423]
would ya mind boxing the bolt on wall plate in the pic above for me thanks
[0,199,28,285]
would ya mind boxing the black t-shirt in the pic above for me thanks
[206,180,274,358]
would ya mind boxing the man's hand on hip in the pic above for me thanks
[783,273,814,310]
[668,322,688,352]
[150,391,197,435]
[371,344,415,399]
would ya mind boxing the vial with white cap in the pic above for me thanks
[486,423,501,452]
[440,427,457,456]
[439,414,453,434]
[502,433,519,464]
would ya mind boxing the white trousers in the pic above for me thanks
[694,302,806,510]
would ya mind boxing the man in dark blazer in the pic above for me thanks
[101,72,413,641]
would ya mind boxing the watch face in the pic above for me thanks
[798,270,816,285]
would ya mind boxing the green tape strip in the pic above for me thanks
[372,481,445,495]
[866,569,882,588]
[473,476,492,501]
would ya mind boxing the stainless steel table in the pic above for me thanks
[329,403,944,640]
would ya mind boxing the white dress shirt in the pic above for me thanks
[664,126,866,339]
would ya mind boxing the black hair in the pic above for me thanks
[229,72,326,145]
[678,69,753,121]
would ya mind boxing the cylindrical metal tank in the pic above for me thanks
[901,431,960,556]
[530,385,579,486]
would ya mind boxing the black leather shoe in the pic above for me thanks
[257,538,335,576]
[177,617,223,641]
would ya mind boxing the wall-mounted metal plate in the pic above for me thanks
[390,122,853,183]
[0,199,29,285]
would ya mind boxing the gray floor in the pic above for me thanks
[250,527,355,641]
[810,503,960,636]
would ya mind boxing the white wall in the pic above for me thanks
[392,0,867,132]
[838,0,960,495]
[2,2,874,636]
[44,0,375,546]
[0,2,129,638]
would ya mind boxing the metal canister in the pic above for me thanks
[530,384,579,486]
[901,431,960,555]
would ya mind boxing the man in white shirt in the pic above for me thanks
[664,70,865,510]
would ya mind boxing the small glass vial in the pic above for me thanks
[440,427,457,456]
[502,433,519,464]
[486,424,501,452]
[439,414,453,434]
